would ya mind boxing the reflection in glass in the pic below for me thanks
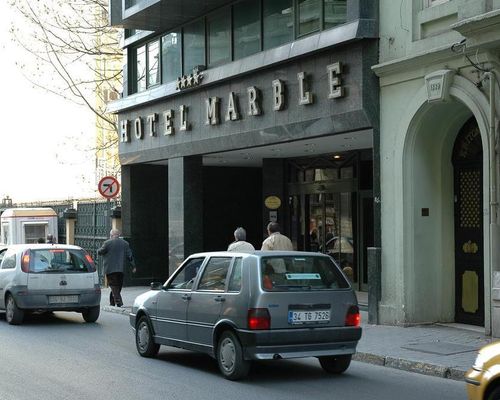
[208,10,231,66]
[162,31,181,83]
[184,19,205,74]
[234,0,261,60]
[147,40,160,87]
[298,0,321,36]
[263,0,293,50]
[324,0,347,29]
[136,45,146,92]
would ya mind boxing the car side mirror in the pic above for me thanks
[150,281,163,291]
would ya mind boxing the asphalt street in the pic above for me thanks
[0,310,467,400]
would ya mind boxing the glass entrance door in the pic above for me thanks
[289,191,359,288]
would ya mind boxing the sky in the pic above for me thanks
[0,2,97,203]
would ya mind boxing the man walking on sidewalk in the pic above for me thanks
[98,229,136,307]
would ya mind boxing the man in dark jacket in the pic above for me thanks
[97,229,136,307]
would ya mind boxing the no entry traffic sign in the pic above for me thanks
[98,176,120,199]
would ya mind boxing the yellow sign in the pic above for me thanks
[265,196,281,210]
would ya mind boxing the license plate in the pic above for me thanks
[288,310,330,324]
[48,295,79,304]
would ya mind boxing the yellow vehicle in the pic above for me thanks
[0,208,58,245]
[466,342,500,399]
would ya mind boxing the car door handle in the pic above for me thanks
[214,296,225,302]
[181,294,191,301]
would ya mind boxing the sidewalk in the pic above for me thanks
[102,286,495,381]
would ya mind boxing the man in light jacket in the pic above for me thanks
[227,227,255,252]
[261,222,294,251]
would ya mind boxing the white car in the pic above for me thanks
[0,244,101,325]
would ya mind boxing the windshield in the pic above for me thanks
[29,248,95,273]
[260,256,349,291]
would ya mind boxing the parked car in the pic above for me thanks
[466,342,500,399]
[130,251,361,380]
[0,244,101,325]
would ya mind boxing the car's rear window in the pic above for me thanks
[29,248,95,273]
[260,256,349,291]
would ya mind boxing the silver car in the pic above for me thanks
[0,244,101,325]
[130,251,361,380]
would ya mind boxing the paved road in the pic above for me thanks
[0,311,467,400]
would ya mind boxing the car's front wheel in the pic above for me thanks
[216,330,250,380]
[82,306,100,323]
[6,294,24,325]
[136,316,160,357]
[318,354,352,374]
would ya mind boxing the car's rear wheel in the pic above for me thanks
[318,354,352,374]
[82,306,100,323]
[6,294,24,325]
[216,330,250,380]
[136,316,160,357]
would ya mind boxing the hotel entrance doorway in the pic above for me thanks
[286,153,373,291]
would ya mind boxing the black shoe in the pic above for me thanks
[116,304,123,308]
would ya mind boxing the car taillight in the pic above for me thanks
[345,305,360,327]
[21,250,31,273]
[248,308,271,330]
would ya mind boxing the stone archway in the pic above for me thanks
[389,74,491,327]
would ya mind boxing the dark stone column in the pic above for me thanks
[367,247,381,324]
[262,159,286,241]
[121,164,168,285]
[168,156,203,276]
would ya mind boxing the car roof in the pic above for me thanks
[187,250,332,258]
[3,244,84,251]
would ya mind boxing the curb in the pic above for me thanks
[102,305,132,316]
[352,352,466,381]
[100,306,467,382]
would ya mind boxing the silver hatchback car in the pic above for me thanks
[130,251,361,380]
[0,244,101,325]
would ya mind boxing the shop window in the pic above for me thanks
[162,31,181,83]
[324,0,347,29]
[234,0,261,60]
[263,0,293,50]
[147,40,160,87]
[184,19,206,74]
[298,0,321,36]
[208,9,231,66]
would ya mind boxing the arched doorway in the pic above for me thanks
[452,117,484,326]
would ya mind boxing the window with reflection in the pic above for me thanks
[324,0,347,29]
[162,31,181,83]
[208,9,231,66]
[147,40,160,87]
[136,45,146,92]
[184,19,206,74]
[298,0,321,36]
[263,0,293,50]
[234,0,261,60]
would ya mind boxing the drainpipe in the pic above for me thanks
[487,71,498,336]
[487,71,497,225]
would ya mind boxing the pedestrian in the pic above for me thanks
[227,227,255,252]
[261,222,294,251]
[46,234,56,244]
[97,229,136,307]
